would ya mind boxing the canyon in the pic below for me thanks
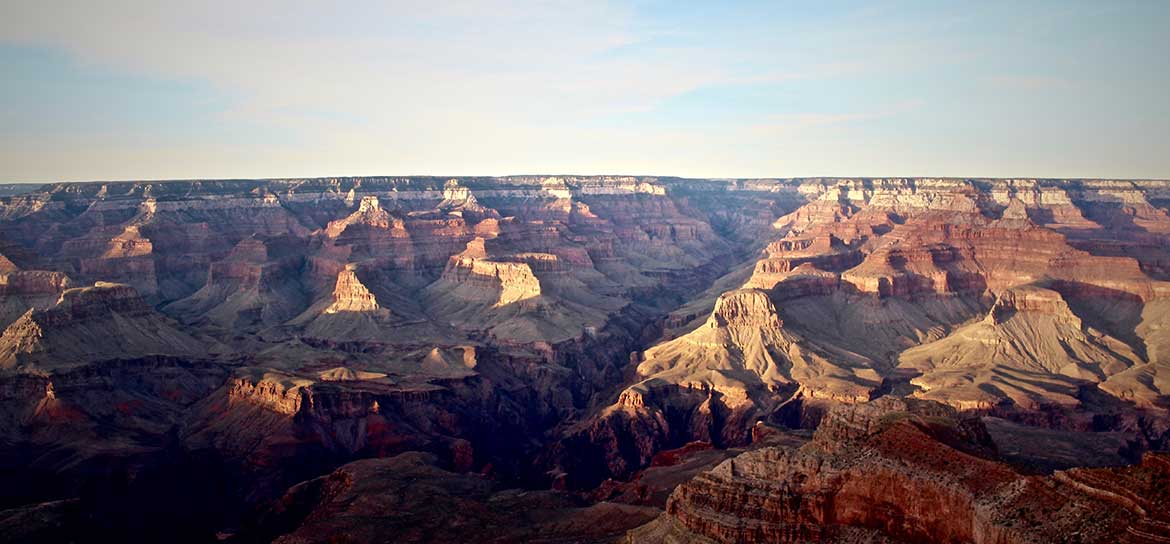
[0,176,1167,542]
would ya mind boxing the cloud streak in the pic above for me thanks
[1,1,1168,181]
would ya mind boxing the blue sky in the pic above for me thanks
[1,1,1168,181]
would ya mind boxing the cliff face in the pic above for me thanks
[545,177,1170,488]
[0,270,71,329]
[630,399,1170,544]
[0,176,1168,539]
[0,282,211,369]
[323,265,387,315]
[549,286,882,486]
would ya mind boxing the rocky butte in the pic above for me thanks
[0,176,1167,542]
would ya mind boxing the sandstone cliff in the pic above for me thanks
[629,398,1170,544]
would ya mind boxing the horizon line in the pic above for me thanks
[4,173,1170,186]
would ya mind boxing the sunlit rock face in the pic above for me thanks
[551,177,1170,490]
[324,265,387,315]
[0,176,1168,541]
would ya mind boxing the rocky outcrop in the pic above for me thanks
[599,177,1170,473]
[323,265,387,315]
[436,241,544,308]
[0,175,1168,540]
[899,286,1145,413]
[629,398,1170,544]
[0,282,211,369]
[549,288,881,488]
[706,288,783,328]
[422,237,625,343]
[0,270,71,328]
[162,237,309,330]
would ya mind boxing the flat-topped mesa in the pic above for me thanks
[760,266,841,300]
[439,239,543,307]
[707,289,782,329]
[772,198,853,233]
[49,282,153,322]
[77,256,158,298]
[752,235,862,279]
[840,247,943,297]
[836,210,1085,298]
[811,396,990,449]
[988,286,1076,323]
[505,252,572,274]
[324,265,387,315]
[226,372,313,416]
[162,236,307,330]
[483,261,542,307]
[57,226,124,258]
[765,233,838,256]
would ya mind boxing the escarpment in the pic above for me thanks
[628,399,1170,544]
[552,177,1170,489]
[0,176,1168,540]
[0,270,72,328]
[0,282,211,369]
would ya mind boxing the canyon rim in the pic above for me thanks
[0,176,1167,542]
[3,1,1170,542]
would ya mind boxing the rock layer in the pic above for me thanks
[629,399,1170,544]
[0,176,1167,539]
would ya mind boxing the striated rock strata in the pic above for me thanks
[629,398,1170,543]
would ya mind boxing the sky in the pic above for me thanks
[1,0,1168,182]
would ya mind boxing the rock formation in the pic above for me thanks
[323,264,387,315]
[629,399,1170,543]
[0,282,211,369]
[0,176,1166,540]
[250,452,659,544]
[899,286,1145,412]
[0,270,71,328]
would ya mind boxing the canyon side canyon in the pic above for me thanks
[0,176,1168,543]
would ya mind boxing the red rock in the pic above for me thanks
[0,176,1166,540]
[629,399,1170,544]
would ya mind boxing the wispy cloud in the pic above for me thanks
[1,1,1168,181]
